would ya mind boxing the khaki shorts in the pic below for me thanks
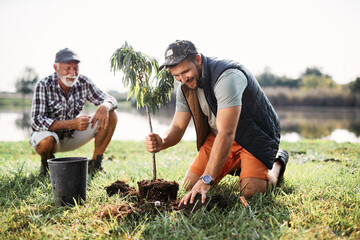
[189,131,269,184]
[30,118,98,153]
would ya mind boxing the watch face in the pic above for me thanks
[201,175,213,184]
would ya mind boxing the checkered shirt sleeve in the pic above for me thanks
[30,76,56,131]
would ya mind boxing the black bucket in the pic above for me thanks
[48,157,88,206]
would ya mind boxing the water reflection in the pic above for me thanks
[0,111,31,141]
[15,112,31,130]
[277,106,360,142]
[0,107,195,142]
[1,106,360,143]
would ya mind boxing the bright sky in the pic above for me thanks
[1,0,359,93]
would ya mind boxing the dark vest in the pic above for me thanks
[181,55,280,169]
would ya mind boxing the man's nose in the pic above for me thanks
[179,74,187,83]
[69,69,77,76]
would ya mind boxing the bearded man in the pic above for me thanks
[145,40,289,205]
[30,48,118,175]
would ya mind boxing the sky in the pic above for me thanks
[0,0,359,93]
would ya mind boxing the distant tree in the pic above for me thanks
[15,67,38,98]
[300,74,338,89]
[256,68,278,87]
[301,67,324,77]
[256,67,299,88]
[299,67,338,89]
[349,77,360,93]
[257,66,340,89]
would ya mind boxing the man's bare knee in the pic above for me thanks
[241,177,268,199]
[36,136,56,155]
[106,111,117,132]
[242,189,258,199]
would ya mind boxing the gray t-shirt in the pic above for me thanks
[176,68,248,133]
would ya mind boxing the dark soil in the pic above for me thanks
[105,180,138,198]
[100,179,231,220]
[137,179,178,202]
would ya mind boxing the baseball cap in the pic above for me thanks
[55,48,81,63]
[159,40,198,69]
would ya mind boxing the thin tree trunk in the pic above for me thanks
[146,106,156,180]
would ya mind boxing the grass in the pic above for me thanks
[0,139,359,239]
[0,96,32,108]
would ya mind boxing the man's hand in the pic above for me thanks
[73,116,91,131]
[145,133,163,153]
[178,180,211,207]
[91,105,110,133]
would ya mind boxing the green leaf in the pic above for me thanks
[110,42,175,114]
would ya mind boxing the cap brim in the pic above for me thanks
[159,59,171,70]
[66,59,80,63]
[159,56,186,70]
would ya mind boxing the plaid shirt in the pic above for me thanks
[30,73,118,139]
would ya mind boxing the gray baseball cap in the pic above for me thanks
[159,40,198,70]
[55,48,80,63]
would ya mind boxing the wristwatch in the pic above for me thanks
[200,174,214,185]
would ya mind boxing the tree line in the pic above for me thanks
[257,66,360,92]
[256,66,360,107]
[13,66,360,107]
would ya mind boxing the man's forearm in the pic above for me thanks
[160,111,191,151]
[203,106,241,179]
[161,125,186,150]
[203,131,234,179]
[48,119,76,131]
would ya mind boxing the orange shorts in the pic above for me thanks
[189,131,269,184]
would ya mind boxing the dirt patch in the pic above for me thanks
[100,180,231,220]
[105,180,138,198]
[137,179,178,202]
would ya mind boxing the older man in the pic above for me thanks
[30,48,118,175]
[145,40,288,205]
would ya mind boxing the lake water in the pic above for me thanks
[1,106,360,143]
[0,107,196,142]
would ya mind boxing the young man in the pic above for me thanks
[30,48,118,175]
[145,40,288,206]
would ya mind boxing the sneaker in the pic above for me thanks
[275,149,289,185]
[40,154,55,176]
[88,154,105,174]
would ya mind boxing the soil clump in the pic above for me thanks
[137,178,178,202]
[100,180,231,220]
[105,180,138,198]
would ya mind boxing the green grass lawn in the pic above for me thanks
[0,139,359,239]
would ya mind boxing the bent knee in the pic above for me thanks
[242,190,256,199]
[240,177,268,199]
[242,188,266,199]
[36,136,57,155]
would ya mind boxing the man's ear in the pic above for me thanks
[195,54,202,65]
[53,63,58,72]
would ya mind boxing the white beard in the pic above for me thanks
[58,73,79,87]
